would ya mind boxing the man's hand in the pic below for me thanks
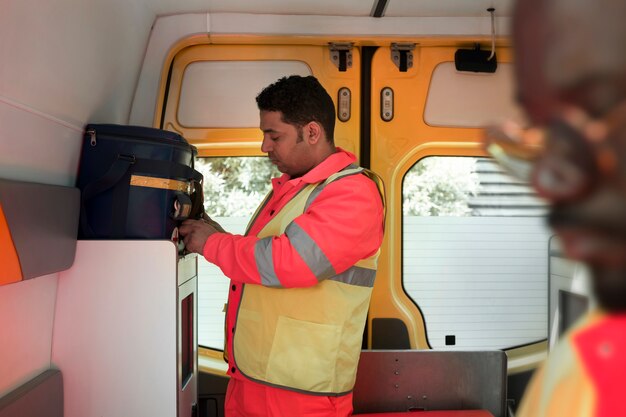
[201,212,227,233]
[179,217,225,254]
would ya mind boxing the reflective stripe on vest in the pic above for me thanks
[233,166,384,395]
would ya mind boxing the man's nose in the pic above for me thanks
[261,136,272,153]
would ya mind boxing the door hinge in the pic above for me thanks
[391,43,416,72]
[329,42,354,72]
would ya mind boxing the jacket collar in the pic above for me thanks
[275,148,356,187]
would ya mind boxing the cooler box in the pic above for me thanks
[76,124,203,240]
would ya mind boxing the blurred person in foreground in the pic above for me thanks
[485,0,626,415]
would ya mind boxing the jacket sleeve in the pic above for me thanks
[202,174,384,288]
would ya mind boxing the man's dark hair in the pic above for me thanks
[256,75,336,143]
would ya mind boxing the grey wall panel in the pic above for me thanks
[0,369,63,417]
[0,179,79,280]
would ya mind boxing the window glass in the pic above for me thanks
[402,156,552,349]
[195,156,280,349]
[178,60,311,128]
[424,62,525,128]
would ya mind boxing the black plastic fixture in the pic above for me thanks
[454,44,498,73]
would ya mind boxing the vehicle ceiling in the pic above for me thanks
[171,0,512,18]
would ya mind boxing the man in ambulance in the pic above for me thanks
[486,0,626,415]
[179,75,385,417]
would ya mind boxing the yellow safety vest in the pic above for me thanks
[233,167,384,395]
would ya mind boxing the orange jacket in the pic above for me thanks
[202,149,385,382]
[517,310,626,417]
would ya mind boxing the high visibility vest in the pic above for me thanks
[517,311,626,417]
[233,166,385,395]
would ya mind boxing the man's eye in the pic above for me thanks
[271,136,280,141]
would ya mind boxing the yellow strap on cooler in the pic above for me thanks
[130,175,191,193]
[0,204,23,285]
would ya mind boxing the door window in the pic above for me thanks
[402,156,551,349]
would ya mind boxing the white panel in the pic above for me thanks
[550,257,577,278]
[0,0,147,125]
[0,0,208,126]
[197,217,248,349]
[209,13,511,37]
[130,13,209,127]
[0,97,82,186]
[402,216,552,349]
[0,0,205,185]
[385,0,514,17]
[424,62,525,128]
[178,61,312,128]
[209,0,372,16]
[0,274,57,398]
[52,241,178,417]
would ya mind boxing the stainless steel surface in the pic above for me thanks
[353,350,507,417]
[177,261,198,417]
[178,253,198,286]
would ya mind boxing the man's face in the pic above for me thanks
[259,110,314,178]
[514,16,626,312]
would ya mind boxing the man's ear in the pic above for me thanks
[306,122,322,144]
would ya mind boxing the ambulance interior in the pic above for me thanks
[0,0,592,416]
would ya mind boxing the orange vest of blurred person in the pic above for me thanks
[517,310,626,417]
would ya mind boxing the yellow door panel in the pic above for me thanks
[160,43,360,158]
[368,45,514,349]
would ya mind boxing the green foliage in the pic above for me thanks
[195,157,281,216]
[196,155,478,218]
[403,157,479,216]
